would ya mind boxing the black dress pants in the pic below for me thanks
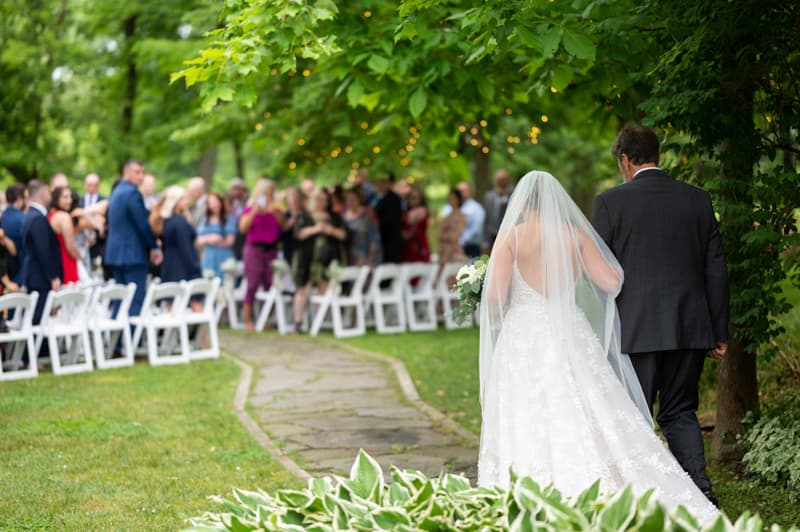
[629,349,712,493]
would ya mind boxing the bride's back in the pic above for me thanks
[512,219,579,297]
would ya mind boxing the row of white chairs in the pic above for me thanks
[0,278,220,381]
[218,262,471,338]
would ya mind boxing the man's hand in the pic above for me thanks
[51,278,62,291]
[707,340,728,360]
[150,249,164,266]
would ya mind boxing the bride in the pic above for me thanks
[477,171,718,523]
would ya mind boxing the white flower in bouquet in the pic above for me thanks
[220,258,238,274]
[452,255,489,325]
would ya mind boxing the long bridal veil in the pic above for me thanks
[478,170,651,423]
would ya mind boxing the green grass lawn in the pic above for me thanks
[342,326,800,528]
[0,358,298,530]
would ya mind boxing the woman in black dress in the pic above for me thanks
[291,187,347,332]
[150,186,202,311]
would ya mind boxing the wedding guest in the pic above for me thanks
[354,168,378,208]
[141,174,159,211]
[48,186,81,285]
[187,177,207,227]
[151,187,202,282]
[81,173,107,269]
[442,181,485,258]
[238,178,285,330]
[22,180,62,366]
[280,186,305,265]
[291,188,347,333]
[0,227,20,294]
[196,192,236,279]
[482,168,514,252]
[374,172,403,263]
[300,178,315,199]
[343,186,381,267]
[329,185,345,215]
[438,188,467,265]
[401,184,431,263]
[2,184,27,285]
[49,172,80,211]
[227,177,249,218]
[105,160,162,319]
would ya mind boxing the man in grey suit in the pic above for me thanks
[592,125,729,506]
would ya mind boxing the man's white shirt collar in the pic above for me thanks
[633,166,661,179]
[29,202,48,216]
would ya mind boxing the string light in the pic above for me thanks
[550,86,558,93]
[372,146,381,154]
[541,115,549,123]
[263,111,271,118]
[505,107,513,115]
[481,146,490,154]
[479,119,488,127]
[254,123,263,131]
[302,69,311,77]
[449,151,458,158]
[360,122,369,129]
[363,10,372,17]
[458,125,467,133]
[470,127,479,135]
[297,138,306,146]
[289,161,297,169]
[508,147,516,154]
[345,146,353,154]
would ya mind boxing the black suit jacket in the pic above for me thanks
[592,168,729,353]
[375,190,404,263]
[22,208,63,291]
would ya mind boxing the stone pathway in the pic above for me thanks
[220,331,478,481]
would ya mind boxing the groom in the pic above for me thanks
[592,125,729,505]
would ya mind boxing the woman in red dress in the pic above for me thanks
[401,184,431,263]
[48,186,81,284]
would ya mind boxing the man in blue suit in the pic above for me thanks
[105,160,162,317]
[22,180,63,365]
[2,183,27,285]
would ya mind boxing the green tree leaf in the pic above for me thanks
[562,30,596,61]
[409,87,427,118]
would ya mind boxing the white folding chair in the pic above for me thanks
[365,264,407,334]
[402,262,438,332]
[0,292,40,381]
[436,262,473,329]
[33,287,94,376]
[254,284,294,334]
[219,262,247,329]
[131,282,191,365]
[89,283,136,369]
[310,266,370,338]
[183,277,221,360]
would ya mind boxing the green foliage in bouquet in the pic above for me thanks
[742,398,800,501]
[185,450,782,531]
[451,255,489,326]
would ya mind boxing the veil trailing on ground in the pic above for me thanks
[478,170,651,423]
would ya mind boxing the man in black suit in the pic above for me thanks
[22,180,63,365]
[374,172,403,263]
[592,125,729,505]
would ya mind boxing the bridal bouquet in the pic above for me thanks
[452,254,489,325]
[271,258,290,290]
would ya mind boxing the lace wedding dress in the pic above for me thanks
[477,171,718,524]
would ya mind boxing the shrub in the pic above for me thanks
[186,450,776,531]
[742,397,800,500]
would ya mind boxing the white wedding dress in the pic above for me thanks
[477,171,718,524]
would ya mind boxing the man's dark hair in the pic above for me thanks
[5,183,25,205]
[612,125,660,165]
[385,171,396,184]
[449,187,463,208]
[26,179,47,200]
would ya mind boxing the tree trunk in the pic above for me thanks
[471,143,490,201]
[712,338,758,460]
[233,139,246,180]
[196,146,218,189]
[712,46,760,461]
[120,14,137,168]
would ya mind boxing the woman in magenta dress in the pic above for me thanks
[238,178,285,330]
[48,186,81,284]
[401,184,430,263]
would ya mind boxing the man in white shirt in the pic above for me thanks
[442,181,486,258]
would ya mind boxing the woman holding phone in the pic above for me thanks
[238,178,286,330]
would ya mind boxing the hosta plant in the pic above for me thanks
[185,450,784,531]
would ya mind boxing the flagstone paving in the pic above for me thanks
[220,331,478,481]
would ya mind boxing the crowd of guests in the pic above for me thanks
[0,162,515,344]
